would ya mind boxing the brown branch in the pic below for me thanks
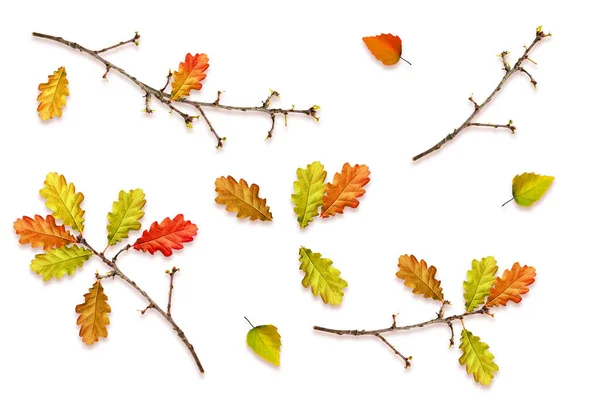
[77,237,205,375]
[412,27,550,162]
[313,307,492,367]
[32,32,319,147]
[195,105,224,148]
[94,32,140,54]
[166,267,180,317]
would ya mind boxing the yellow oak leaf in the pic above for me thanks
[464,256,498,312]
[75,281,111,345]
[106,189,146,246]
[247,324,282,366]
[459,329,498,386]
[396,254,444,302]
[215,176,273,221]
[292,161,327,228]
[30,245,92,281]
[37,66,69,120]
[299,247,347,306]
[40,172,85,232]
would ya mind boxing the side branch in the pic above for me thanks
[412,27,550,162]
[77,238,205,374]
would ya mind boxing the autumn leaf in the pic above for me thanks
[40,172,85,232]
[511,172,554,207]
[14,214,76,250]
[464,256,498,312]
[459,329,498,386]
[171,53,209,100]
[30,245,92,281]
[247,324,281,366]
[321,163,370,218]
[133,214,197,256]
[215,176,273,221]
[76,281,111,345]
[299,247,347,306]
[486,263,536,307]
[363,34,404,66]
[292,161,327,228]
[396,255,444,302]
[37,66,69,120]
[107,189,146,247]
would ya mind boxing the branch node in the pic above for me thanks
[518,67,538,88]
[140,304,155,315]
[468,96,480,110]
[266,113,276,140]
[102,65,111,80]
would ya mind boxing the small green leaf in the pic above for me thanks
[30,245,92,281]
[512,172,554,207]
[459,329,498,386]
[247,324,281,366]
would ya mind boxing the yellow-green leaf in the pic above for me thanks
[299,247,347,306]
[464,256,498,312]
[246,324,281,366]
[292,161,327,228]
[459,329,498,386]
[40,172,85,232]
[107,189,146,246]
[30,245,92,281]
[512,172,554,207]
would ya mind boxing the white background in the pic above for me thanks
[1,0,598,398]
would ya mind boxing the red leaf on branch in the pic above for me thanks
[133,214,198,256]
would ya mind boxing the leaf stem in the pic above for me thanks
[502,197,514,207]
[244,317,255,328]
[77,237,205,374]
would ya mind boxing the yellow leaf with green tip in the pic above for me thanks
[459,329,498,386]
[299,247,347,306]
[30,245,92,281]
[40,172,85,232]
[107,189,146,246]
[292,161,327,228]
[512,172,554,207]
[247,324,281,366]
[464,256,498,312]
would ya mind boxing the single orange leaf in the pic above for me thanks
[75,281,111,345]
[171,53,209,100]
[14,214,76,250]
[485,263,536,307]
[321,163,370,218]
[363,34,406,66]
[215,176,273,221]
[397,254,444,302]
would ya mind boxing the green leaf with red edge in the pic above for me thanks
[133,214,197,256]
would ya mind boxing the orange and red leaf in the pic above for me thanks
[485,263,536,307]
[133,214,198,256]
[170,53,209,100]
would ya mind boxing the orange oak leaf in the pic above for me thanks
[485,263,536,307]
[75,281,111,345]
[397,255,444,301]
[363,34,405,66]
[133,214,198,256]
[215,176,273,221]
[321,163,370,218]
[171,53,209,100]
[14,214,76,250]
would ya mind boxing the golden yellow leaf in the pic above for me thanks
[75,281,111,345]
[37,66,69,120]
[396,254,444,301]
[40,172,85,232]
[215,176,273,221]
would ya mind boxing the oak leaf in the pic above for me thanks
[363,34,403,66]
[40,172,85,232]
[75,281,111,345]
[30,245,92,281]
[37,66,69,120]
[464,256,498,312]
[247,324,282,366]
[171,53,209,100]
[133,214,197,256]
[396,255,444,302]
[485,263,536,307]
[512,172,554,207]
[321,163,370,218]
[292,161,327,228]
[299,247,347,306]
[14,214,76,250]
[459,329,498,386]
[107,189,146,246]
[215,176,273,221]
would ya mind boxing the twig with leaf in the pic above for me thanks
[33,32,319,148]
[314,255,536,386]
[412,26,551,161]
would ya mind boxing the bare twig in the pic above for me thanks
[166,267,180,317]
[314,307,492,367]
[412,27,550,161]
[77,237,204,375]
[94,32,140,54]
[32,32,319,146]
[195,105,224,148]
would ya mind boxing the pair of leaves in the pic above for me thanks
[363,34,406,66]
[247,323,281,366]
[510,172,554,207]
[299,247,347,306]
[215,176,273,221]
[292,162,370,228]
[37,67,69,120]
